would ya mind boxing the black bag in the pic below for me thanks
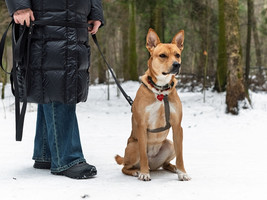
[0,20,33,141]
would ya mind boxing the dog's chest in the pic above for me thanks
[145,101,163,128]
[145,100,176,126]
[145,99,176,143]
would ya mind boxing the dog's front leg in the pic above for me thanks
[172,125,191,181]
[137,125,151,181]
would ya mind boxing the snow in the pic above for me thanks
[0,82,267,200]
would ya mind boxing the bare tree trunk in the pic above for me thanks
[215,0,227,92]
[128,0,138,81]
[121,3,130,81]
[203,0,210,102]
[251,0,265,85]
[150,1,165,42]
[225,0,247,115]
[245,0,252,87]
[0,2,10,99]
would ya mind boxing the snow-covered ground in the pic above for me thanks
[0,82,267,200]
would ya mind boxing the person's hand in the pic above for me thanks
[88,20,101,35]
[13,8,35,27]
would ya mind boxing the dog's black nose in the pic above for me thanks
[173,61,180,69]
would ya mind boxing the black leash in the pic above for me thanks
[0,20,31,141]
[91,34,133,106]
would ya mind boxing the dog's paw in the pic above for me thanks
[176,170,191,181]
[138,173,151,181]
[132,171,139,177]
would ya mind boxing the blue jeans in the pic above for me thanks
[32,102,86,173]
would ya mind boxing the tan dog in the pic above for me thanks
[115,29,191,181]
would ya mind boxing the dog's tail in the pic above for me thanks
[115,155,124,165]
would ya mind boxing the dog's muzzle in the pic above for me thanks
[162,61,181,75]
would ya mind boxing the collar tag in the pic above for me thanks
[157,94,164,101]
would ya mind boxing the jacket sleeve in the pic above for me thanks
[5,0,32,16]
[88,0,105,26]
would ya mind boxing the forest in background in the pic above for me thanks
[0,0,267,114]
[89,0,267,89]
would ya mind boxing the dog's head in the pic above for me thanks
[146,29,184,85]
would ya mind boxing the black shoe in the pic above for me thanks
[33,161,51,169]
[51,162,97,179]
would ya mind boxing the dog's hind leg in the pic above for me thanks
[163,163,177,173]
[122,166,139,177]
[149,139,176,171]
[121,141,140,177]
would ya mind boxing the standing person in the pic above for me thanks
[5,0,104,179]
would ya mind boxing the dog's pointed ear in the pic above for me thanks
[172,30,184,51]
[146,28,161,52]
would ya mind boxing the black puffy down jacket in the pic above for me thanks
[5,0,104,104]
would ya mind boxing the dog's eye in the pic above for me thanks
[159,54,167,58]
[175,54,180,58]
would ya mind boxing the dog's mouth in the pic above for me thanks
[162,71,179,76]
[162,62,181,76]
